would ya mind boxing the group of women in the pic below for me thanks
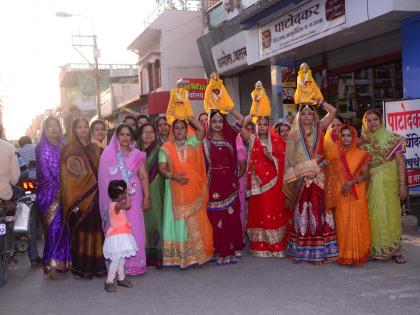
[34,100,407,280]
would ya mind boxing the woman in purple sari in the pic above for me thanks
[35,116,71,279]
[98,124,150,276]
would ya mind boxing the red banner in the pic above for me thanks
[408,169,420,187]
[183,78,207,100]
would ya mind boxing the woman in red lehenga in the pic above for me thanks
[283,101,339,264]
[203,110,245,264]
[241,115,288,257]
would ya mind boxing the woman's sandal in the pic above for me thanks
[393,254,406,264]
[117,278,133,288]
[47,270,60,280]
[104,282,117,293]
[30,257,42,269]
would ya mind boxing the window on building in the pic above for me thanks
[148,63,154,92]
[154,59,161,89]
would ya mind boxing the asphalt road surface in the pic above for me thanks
[1,230,420,315]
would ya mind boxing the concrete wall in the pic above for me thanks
[159,10,205,90]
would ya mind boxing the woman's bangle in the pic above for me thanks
[167,172,173,180]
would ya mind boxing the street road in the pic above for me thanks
[1,229,420,315]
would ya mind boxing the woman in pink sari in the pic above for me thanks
[98,124,150,276]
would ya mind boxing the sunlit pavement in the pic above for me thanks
[1,225,420,315]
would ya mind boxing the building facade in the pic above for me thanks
[125,7,207,118]
[198,0,420,124]
[59,63,138,131]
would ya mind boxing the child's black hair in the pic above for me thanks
[108,180,127,200]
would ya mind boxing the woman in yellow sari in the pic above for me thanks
[158,118,214,268]
[361,109,407,263]
[327,125,371,265]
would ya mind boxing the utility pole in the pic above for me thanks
[93,35,101,118]
[56,12,102,118]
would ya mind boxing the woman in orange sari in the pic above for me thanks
[328,125,371,265]
[158,118,213,268]
[324,117,344,211]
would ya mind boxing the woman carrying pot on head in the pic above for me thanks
[283,101,339,264]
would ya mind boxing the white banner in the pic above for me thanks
[384,99,420,188]
[211,31,247,74]
[259,0,346,58]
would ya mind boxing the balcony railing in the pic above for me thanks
[207,0,267,28]
[143,1,201,29]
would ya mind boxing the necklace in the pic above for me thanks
[175,141,187,164]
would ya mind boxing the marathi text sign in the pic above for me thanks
[183,78,207,100]
[211,31,247,74]
[384,99,420,188]
[259,0,346,58]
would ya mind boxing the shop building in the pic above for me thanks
[59,63,137,131]
[199,0,420,124]
[124,7,207,119]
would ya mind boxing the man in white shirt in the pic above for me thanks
[0,124,20,201]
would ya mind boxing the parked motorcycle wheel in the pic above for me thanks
[15,238,28,253]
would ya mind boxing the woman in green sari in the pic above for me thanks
[138,123,164,268]
[361,109,408,263]
[158,118,214,269]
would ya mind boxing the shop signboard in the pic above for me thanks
[281,66,296,105]
[211,31,247,74]
[183,78,207,100]
[258,0,346,59]
[384,99,420,189]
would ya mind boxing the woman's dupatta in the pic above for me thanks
[283,109,324,206]
[337,126,371,200]
[247,127,284,197]
[61,129,101,236]
[161,136,213,264]
[360,113,406,174]
[36,120,65,232]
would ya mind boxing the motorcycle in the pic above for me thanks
[0,179,36,286]
[14,178,36,253]
[0,200,17,286]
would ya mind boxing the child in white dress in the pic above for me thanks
[103,180,138,292]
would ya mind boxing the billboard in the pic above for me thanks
[258,0,346,59]
[183,78,207,100]
[384,99,420,189]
